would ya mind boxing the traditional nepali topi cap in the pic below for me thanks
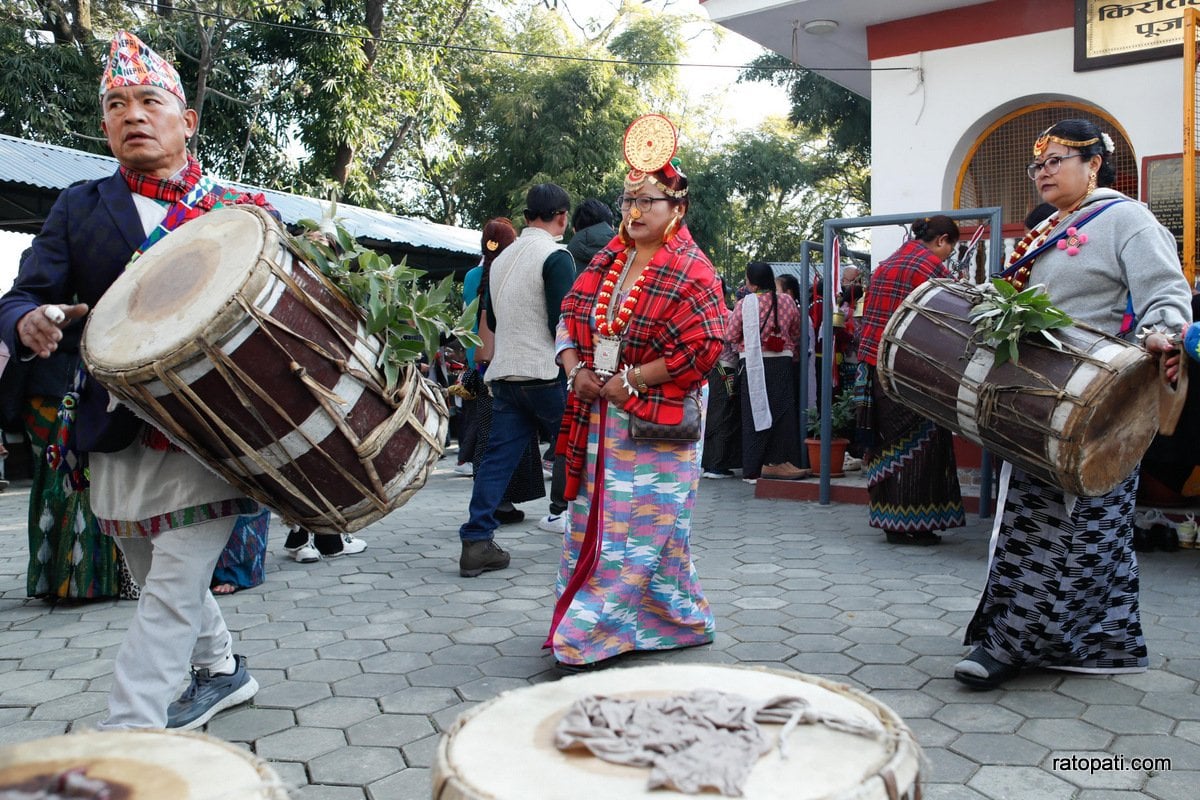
[99,31,186,103]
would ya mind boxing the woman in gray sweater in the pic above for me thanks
[957,118,1190,690]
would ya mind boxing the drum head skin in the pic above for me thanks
[0,730,287,800]
[434,664,920,800]
[85,206,271,374]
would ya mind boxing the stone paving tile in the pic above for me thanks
[366,767,430,800]
[1,465,1200,797]
[968,765,1078,799]
[309,745,403,785]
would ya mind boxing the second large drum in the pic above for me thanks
[82,205,447,533]
[877,279,1159,497]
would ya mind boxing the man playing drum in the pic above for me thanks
[0,32,265,730]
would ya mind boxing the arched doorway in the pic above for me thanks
[955,103,1136,236]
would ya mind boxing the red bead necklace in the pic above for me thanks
[595,248,648,337]
[1004,201,1084,291]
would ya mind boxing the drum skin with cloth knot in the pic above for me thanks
[877,279,1160,497]
[0,729,289,799]
[432,664,922,800]
[81,205,448,533]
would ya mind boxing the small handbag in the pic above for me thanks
[629,392,703,443]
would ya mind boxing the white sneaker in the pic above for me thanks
[338,534,367,555]
[285,533,320,563]
[538,513,567,533]
[702,470,731,479]
[453,462,473,476]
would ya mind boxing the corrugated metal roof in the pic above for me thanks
[0,134,480,257]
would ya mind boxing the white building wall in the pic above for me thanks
[867,27,1182,262]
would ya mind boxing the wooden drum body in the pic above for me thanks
[877,279,1159,497]
[82,205,447,533]
[0,730,288,799]
[433,664,922,800]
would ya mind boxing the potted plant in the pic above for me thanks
[806,389,856,477]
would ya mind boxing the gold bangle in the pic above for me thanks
[633,366,650,393]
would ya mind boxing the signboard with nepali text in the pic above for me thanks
[1075,0,1198,70]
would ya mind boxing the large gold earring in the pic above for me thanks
[664,214,682,242]
[1087,172,1098,194]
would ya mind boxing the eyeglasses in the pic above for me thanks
[1026,153,1085,181]
[615,195,673,212]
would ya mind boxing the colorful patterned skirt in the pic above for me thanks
[864,373,965,533]
[23,396,133,600]
[547,393,715,666]
[964,464,1148,673]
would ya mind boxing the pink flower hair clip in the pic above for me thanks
[1057,226,1087,256]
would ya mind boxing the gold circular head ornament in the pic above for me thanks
[623,114,678,173]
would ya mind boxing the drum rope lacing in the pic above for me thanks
[879,294,1143,490]
[102,218,446,532]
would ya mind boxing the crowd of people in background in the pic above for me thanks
[0,56,1190,737]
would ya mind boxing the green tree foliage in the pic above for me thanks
[0,0,865,262]
[0,0,471,207]
[0,1,133,151]
[420,1,687,226]
[683,119,867,283]
[739,52,870,164]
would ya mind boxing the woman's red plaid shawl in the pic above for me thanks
[557,226,725,498]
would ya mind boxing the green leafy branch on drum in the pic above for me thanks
[968,278,1073,366]
[291,216,480,392]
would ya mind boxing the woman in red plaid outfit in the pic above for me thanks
[547,116,726,671]
[855,216,966,545]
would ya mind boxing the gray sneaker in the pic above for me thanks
[459,539,510,577]
[166,654,258,730]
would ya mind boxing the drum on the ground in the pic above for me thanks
[877,278,1159,497]
[432,663,922,800]
[0,729,288,799]
[82,205,447,533]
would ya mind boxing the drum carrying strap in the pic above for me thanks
[999,198,1128,283]
[129,176,219,263]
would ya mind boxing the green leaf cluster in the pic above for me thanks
[807,388,856,439]
[968,278,1074,367]
[292,214,481,392]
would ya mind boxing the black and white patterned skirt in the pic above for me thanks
[963,463,1148,673]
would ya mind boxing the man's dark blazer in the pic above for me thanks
[0,172,149,453]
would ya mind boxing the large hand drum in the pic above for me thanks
[877,279,1159,497]
[82,205,448,533]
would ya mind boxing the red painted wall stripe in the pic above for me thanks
[867,0,1073,61]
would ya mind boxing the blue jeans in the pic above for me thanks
[459,379,566,542]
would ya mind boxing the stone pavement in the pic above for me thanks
[0,456,1197,800]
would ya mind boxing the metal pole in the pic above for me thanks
[797,242,820,469]
[819,224,836,504]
